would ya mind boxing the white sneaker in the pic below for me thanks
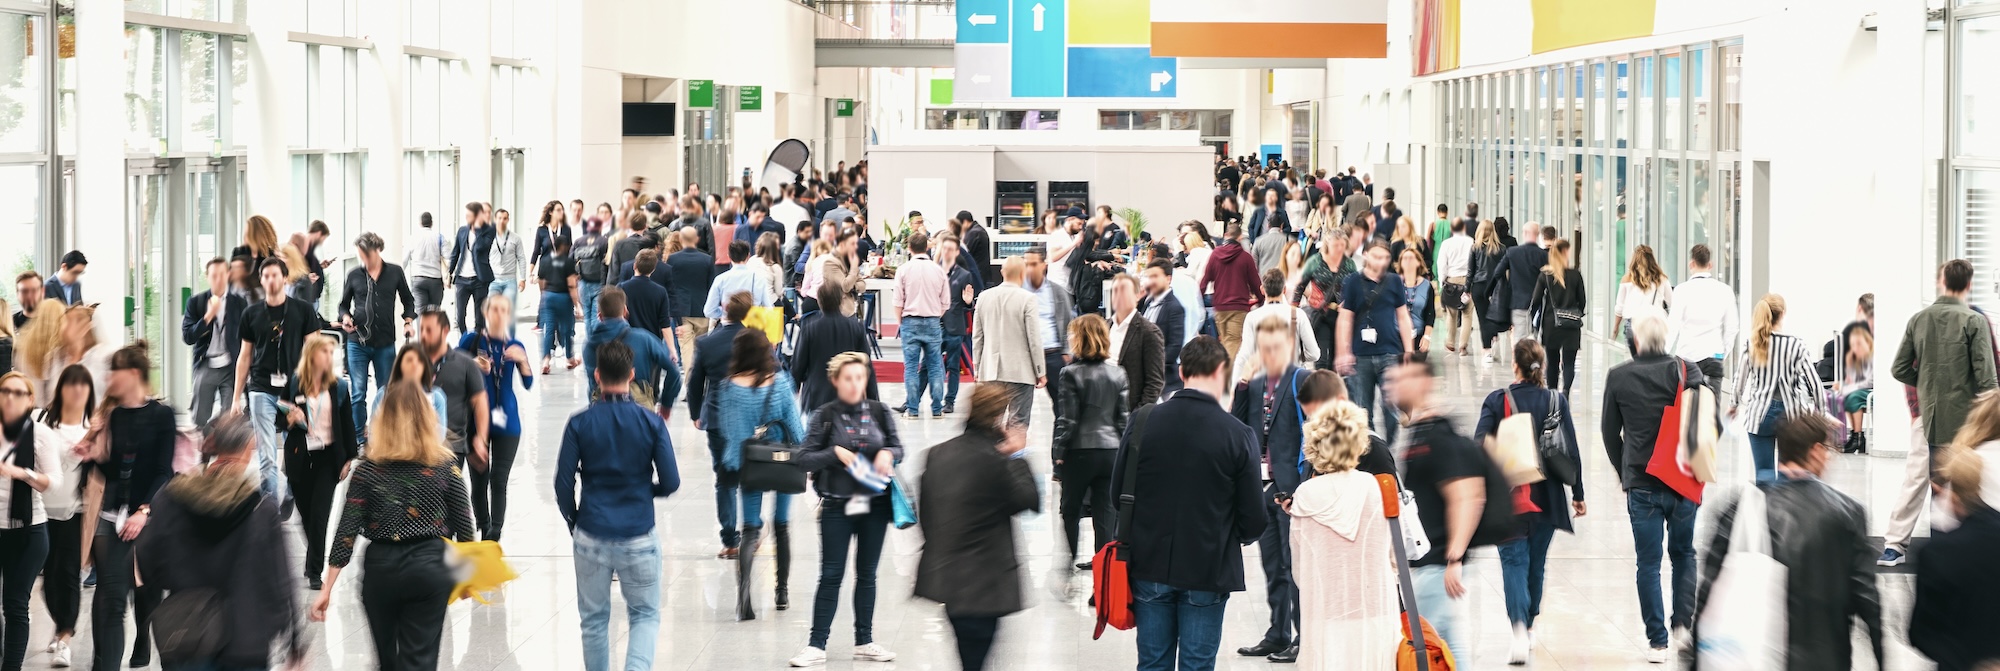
[1646,647,1670,664]
[1483,352,1497,364]
[1508,625,1529,665]
[1528,630,1536,650]
[51,641,71,668]
[853,643,898,662]
[787,646,827,667]
[44,637,56,654]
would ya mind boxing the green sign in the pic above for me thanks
[929,79,954,106]
[738,86,763,111]
[688,79,715,109]
[835,99,855,117]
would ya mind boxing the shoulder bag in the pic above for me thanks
[152,588,228,664]
[1490,391,1546,488]
[738,384,808,494]
[1092,403,1158,640]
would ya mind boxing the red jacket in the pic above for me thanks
[1200,241,1262,313]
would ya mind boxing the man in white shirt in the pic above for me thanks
[1233,268,1318,381]
[1434,218,1476,355]
[770,184,813,233]
[1666,243,1738,398]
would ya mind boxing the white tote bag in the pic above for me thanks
[1695,485,1788,671]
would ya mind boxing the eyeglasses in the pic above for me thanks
[0,388,32,399]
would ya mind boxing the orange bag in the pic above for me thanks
[1091,404,1159,640]
[1398,614,1457,671]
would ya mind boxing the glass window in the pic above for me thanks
[1688,46,1710,151]
[406,150,458,229]
[406,56,452,146]
[1614,58,1631,147]
[127,26,167,152]
[230,38,248,149]
[408,0,443,50]
[1593,61,1609,148]
[1636,55,1655,148]
[1959,16,2000,158]
[0,165,43,283]
[1720,44,1742,152]
[129,0,244,23]
[1661,49,1683,150]
[179,31,219,151]
[1960,169,2000,307]
[298,0,358,36]
[0,13,48,154]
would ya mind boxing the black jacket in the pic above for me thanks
[531,223,573,267]
[788,312,877,411]
[944,264,979,336]
[617,275,675,341]
[1138,290,1186,392]
[1909,505,2000,671]
[1475,382,1584,533]
[277,378,361,478]
[448,224,496,283]
[137,469,300,669]
[1054,360,1128,461]
[1601,354,1706,493]
[685,322,743,424]
[1112,390,1266,593]
[335,263,417,347]
[1497,243,1548,309]
[1694,479,1884,671]
[610,233,658,285]
[666,249,718,319]
[1115,314,1166,408]
[182,289,248,369]
[1469,244,1508,288]
[1529,268,1587,334]
[1231,367,1309,493]
[914,427,1039,617]
[961,224,993,276]
[794,398,904,499]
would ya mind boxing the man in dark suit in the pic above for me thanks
[938,235,981,413]
[1496,224,1552,333]
[448,202,497,334]
[182,257,248,426]
[687,291,749,558]
[1108,274,1165,409]
[790,281,878,412]
[1111,337,1266,670]
[618,250,675,344]
[1139,260,1187,395]
[666,228,718,364]
[1228,320,1312,663]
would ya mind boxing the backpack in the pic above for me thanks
[573,235,608,283]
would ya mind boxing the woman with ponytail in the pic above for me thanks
[1473,338,1584,664]
[1529,239,1587,396]
[1732,294,1822,483]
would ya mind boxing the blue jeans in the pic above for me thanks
[1133,579,1230,671]
[1412,564,1469,664]
[901,316,945,414]
[245,392,289,504]
[1345,353,1402,443]
[580,280,604,335]
[345,342,396,432]
[740,488,793,528]
[1745,400,1784,484]
[490,278,518,306]
[573,530,662,671]
[539,291,577,359]
[1498,518,1559,628]
[1626,487,1698,649]
[942,333,967,407]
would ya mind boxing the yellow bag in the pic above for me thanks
[744,305,786,344]
[443,539,519,604]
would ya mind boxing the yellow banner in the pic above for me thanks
[1531,0,1656,54]
[1071,0,1152,46]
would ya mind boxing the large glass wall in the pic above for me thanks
[1434,38,1741,336]
[1953,7,2000,306]
[0,6,53,286]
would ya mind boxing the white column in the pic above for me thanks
[72,0,124,342]
[1869,3,1930,456]
[459,1,494,205]
[361,0,408,252]
[243,0,290,225]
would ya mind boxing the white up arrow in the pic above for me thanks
[1032,3,1046,31]
[1150,71,1173,92]
[967,13,996,25]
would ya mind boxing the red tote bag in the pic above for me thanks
[1643,362,1706,504]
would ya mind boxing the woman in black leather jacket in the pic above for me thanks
[1054,314,1128,570]
[1468,219,1512,357]
[791,352,905,665]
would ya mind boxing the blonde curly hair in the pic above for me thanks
[1302,400,1370,475]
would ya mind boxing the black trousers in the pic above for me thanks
[949,615,1001,671]
[288,448,345,578]
[1058,450,1117,562]
[471,433,522,541]
[91,520,161,671]
[1471,283,1502,348]
[361,538,456,671]
[1697,357,1726,402]
[40,515,81,635]
[1043,349,1067,467]
[809,502,890,649]
[0,525,47,671]
[412,277,446,312]
[454,277,488,334]
[1257,484,1299,646]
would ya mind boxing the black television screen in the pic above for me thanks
[623,102,677,136]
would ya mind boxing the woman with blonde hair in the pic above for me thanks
[1841,324,1875,453]
[279,235,314,300]
[1732,294,1821,483]
[17,302,108,404]
[1530,239,1587,396]
[1612,245,1672,353]
[279,333,358,590]
[1288,399,1398,670]
[1179,229,1212,290]
[233,215,280,275]
[1468,221,1510,359]
[1909,447,2000,669]
[309,381,474,671]
[1053,314,1127,571]
[1388,215,1428,269]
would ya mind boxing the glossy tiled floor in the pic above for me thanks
[26,330,1938,670]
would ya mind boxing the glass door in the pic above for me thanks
[127,160,171,392]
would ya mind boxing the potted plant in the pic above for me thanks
[1115,206,1149,251]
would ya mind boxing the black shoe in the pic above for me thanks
[904,409,921,419]
[129,650,150,668]
[1074,560,1093,571]
[1237,641,1286,657]
[932,409,944,418]
[1268,646,1299,663]
[308,575,324,590]
[942,404,956,414]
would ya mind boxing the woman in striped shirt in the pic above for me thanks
[1733,294,1823,483]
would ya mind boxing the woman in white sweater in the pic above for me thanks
[1287,399,1397,671]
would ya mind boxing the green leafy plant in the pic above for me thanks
[1115,207,1149,245]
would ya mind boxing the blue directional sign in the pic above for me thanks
[958,0,1009,44]
[1010,0,1065,98]
[948,0,1177,101]
[1068,46,1176,98]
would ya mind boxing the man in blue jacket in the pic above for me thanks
[555,339,680,671]
[582,286,681,412]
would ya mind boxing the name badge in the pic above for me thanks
[1361,327,1378,344]
[492,408,509,430]
[270,372,289,387]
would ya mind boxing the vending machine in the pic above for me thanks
[1047,182,1091,217]
[995,181,1039,234]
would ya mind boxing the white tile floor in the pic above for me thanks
[28,331,1938,670]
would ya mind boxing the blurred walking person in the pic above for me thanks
[1054,315,1127,572]
[1288,399,1398,670]
[714,329,804,621]
[1909,448,2000,670]
[35,366,92,667]
[77,344,174,671]
[459,296,536,541]
[915,384,1038,671]
[1475,339,1585,664]
[281,334,359,591]
[0,372,57,671]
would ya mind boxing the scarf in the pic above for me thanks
[1,415,34,525]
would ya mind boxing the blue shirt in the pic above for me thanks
[703,265,773,320]
[457,332,535,437]
[1032,280,1059,349]
[554,395,681,539]
[1338,271,1409,357]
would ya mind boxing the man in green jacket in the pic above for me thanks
[1883,258,1997,566]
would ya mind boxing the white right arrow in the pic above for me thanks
[1150,71,1173,92]
[972,74,992,84]
[1032,3,1045,31]
[968,13,996,25]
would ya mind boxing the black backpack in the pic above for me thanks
[573,235,608,283]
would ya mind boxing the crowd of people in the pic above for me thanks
[0,152,1992,671]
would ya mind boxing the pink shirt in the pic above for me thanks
[895,255,950,318]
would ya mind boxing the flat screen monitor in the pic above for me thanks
[622,103,677,136]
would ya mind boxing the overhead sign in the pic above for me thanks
[1149,0,1388,59]
[738,86,763,111]
[835,99,855,117]
[951,0,1176,101]
[688,80,715,109]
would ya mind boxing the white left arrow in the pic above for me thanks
[1032,3,1046,31]
[1150,71,1173,92]
[967,13,996,25]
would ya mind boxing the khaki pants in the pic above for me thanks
[1440,276,1473,351]
[1885,417,1931,551]
[1216,310,1249,371]
[678,317,713,367]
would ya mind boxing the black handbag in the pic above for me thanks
[1535,390,1580,488]
[738,385,808,494]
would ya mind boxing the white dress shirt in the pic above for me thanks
[1436,234,1474,279]
[1667,273,1739,362]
